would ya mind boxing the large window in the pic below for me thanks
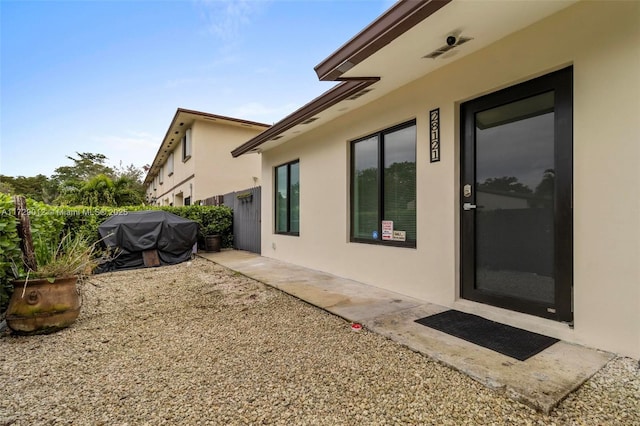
[275,160,300,235]
[351,120,416,247]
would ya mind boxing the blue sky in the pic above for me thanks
[1,0,394,178]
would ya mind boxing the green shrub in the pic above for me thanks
[160,205,233,248]
[29,232,98,280]
[0,194,22,312]
[26,200,66,247]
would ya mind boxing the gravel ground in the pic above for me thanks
[1,258,638,425]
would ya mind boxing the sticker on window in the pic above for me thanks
[393,231,406,242]
[382,221,394,240]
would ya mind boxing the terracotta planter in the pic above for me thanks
[6,276,80,334]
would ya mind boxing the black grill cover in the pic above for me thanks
[97,210,198,271]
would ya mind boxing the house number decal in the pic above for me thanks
[430,108,440,163]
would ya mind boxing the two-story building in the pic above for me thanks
[144,108,270,206]
[232,0,640,359]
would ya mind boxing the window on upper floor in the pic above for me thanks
[275,160,300,235]
[350,120,416,248]
[159,166,164,184]
[167,153,174,176]
[183,128,192,161]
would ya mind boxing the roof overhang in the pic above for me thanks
[144,108,270,185]
[314,0,452,82]
[232,0,577,157]
[231,78,378,157]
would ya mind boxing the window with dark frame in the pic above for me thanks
[275,160,300,235]
[351,120,416,247]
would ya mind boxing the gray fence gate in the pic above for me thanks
[222,186,261,254]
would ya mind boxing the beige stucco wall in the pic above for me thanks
[152,136,196,206]
[260,1,640,358]
[192,121,262,201]
[146,120,263,206]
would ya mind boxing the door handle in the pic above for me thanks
[463,203,477,211]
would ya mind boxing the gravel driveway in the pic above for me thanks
[1,258,638,425]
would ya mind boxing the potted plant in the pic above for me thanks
[6,232,97,334]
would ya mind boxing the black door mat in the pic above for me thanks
[414,310,559,361]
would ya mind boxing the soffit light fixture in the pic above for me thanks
[423,35,473,59]
[347,89,373,101]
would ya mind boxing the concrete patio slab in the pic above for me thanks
[198,250,614,413]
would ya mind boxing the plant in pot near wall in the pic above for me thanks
[202,223,222,252]
[6,232,97,335]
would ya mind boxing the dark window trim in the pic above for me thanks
[275,159,300,236]
[350,119,417,248]
[460,66,573,322]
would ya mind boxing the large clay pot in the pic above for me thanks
[6,276,80,334]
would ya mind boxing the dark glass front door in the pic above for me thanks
[460,67,573,321]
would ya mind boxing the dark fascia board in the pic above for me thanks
[314,0,452,81]
[231,78,379,158]
[144,108,270,184]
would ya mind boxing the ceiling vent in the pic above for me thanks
[301,117,319,125]
[347,89,373,101]
[423,36,473,59]
[270,135,284,141]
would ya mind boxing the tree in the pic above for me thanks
[0,174,50,201]
[478,176,533,194]
[62,174,143,207]
[0,179,15,195]
[49,153,145,206]
[49,152,115,205]
[112,175,144,206]
[52,152,115,183]
[112,161,145,203]
[3,152,146,206]
[534,169,555,197]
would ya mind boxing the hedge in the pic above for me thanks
[0,194,233,312]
